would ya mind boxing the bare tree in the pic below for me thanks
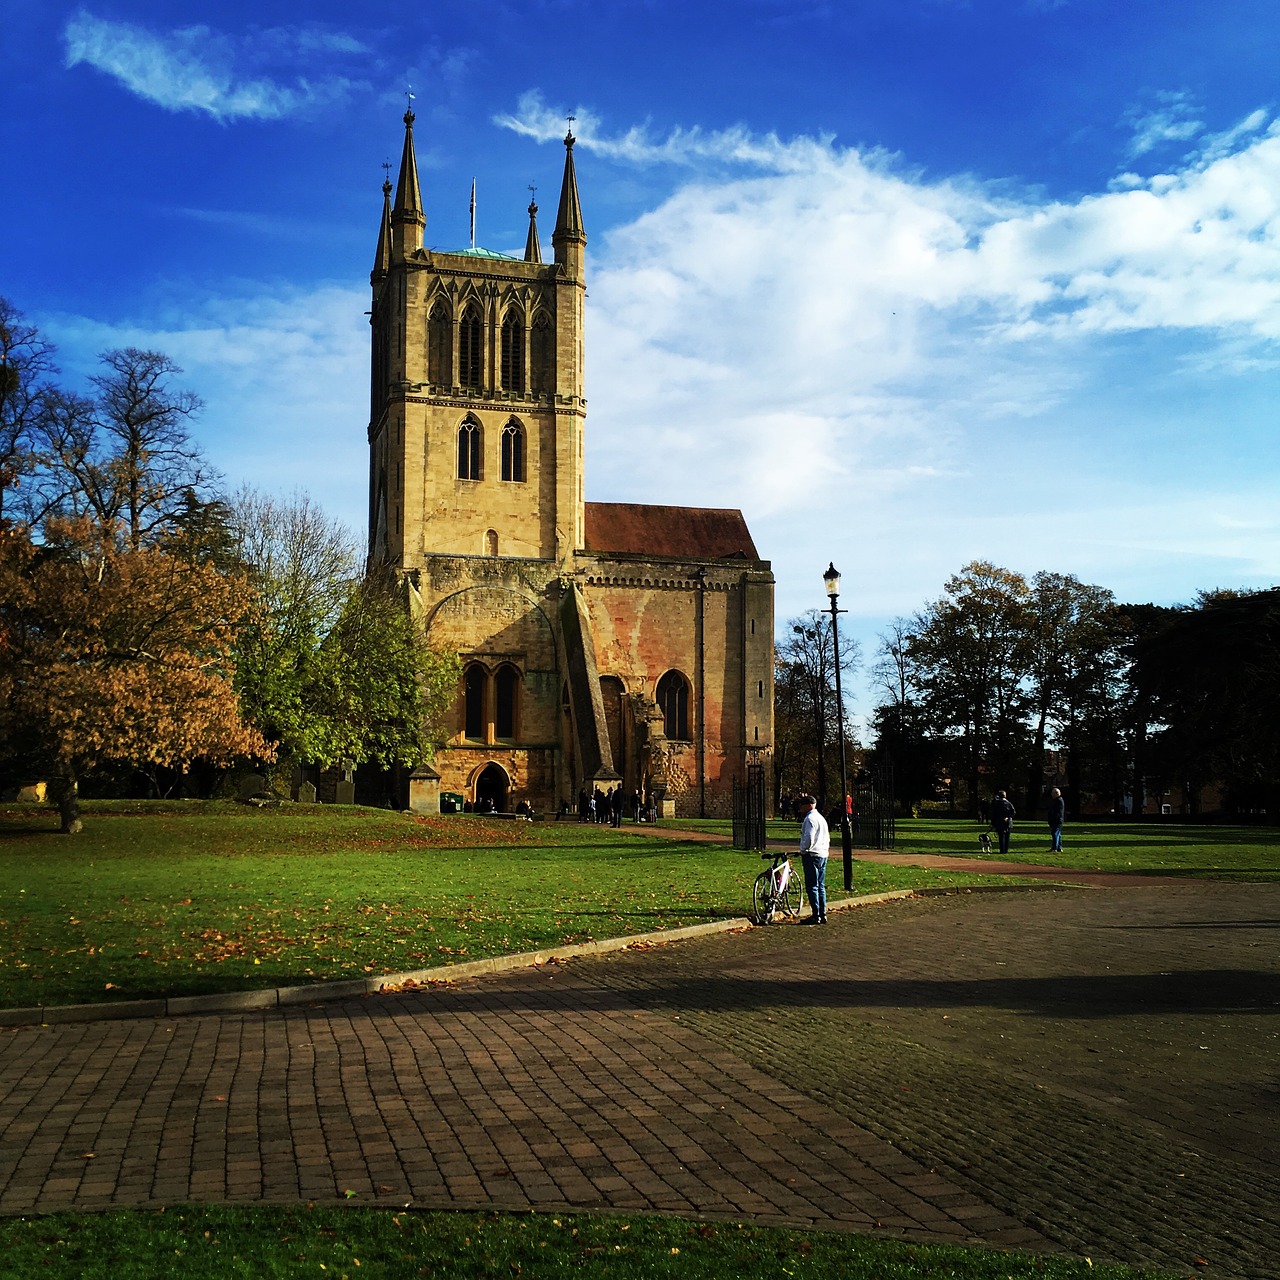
[0,297,57,522]
[89,348,211,549]
[775,610,859,812]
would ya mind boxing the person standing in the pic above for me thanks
[1047,787,1065,852]
[797,794,831,924]
[990,790,1016,857]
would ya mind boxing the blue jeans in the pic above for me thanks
[1049,824,1063,852]
[801,854,828,918]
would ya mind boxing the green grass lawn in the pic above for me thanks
[0,802,1023,1009]
[0,1205,1175,1279]
[891,817,1280,880]
[658,815,1280,881]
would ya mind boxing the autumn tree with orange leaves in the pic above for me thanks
[0,519,271,832]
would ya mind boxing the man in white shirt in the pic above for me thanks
[797,794,831,924]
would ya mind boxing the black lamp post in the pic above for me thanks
[824,562,854,891]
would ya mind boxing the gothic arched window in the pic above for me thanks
[495,665,520,741]
[459,303,482,390]
[501,419,526,483]
[428,301,451,385]
[530,312,554,394]
[457,417,482,480]
[463,663,487,740]
[500,310,524,393]
[656,670,691,741]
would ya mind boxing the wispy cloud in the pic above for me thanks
[63,11,365,122]
[494,89,840,171]
[563,101,1280,629]
[1123,90,1204,159]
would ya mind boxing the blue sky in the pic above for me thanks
[3,1,1278,727]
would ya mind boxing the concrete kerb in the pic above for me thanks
[0,883,1082,1028]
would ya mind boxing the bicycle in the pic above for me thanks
[752,850,803,924]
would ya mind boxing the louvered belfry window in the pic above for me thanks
[459,304,482,389]
[501,312,524,393]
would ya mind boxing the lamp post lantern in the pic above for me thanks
[824,562,854,891]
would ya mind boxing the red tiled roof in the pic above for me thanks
[583,502,760,561]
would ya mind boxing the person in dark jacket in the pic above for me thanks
[1047,787,1065,852]
[989,790,1016,857]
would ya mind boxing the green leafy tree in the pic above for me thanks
[1130,589,1280,816]
[1023,572,1119,815]
[230,488,456,777]
[313,576,460,769]
[902,561,1034,813]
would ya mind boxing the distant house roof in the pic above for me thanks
[584,502,760,561]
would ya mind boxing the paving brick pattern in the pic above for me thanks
[0,962,1041,1250]
[589,882,1280,1279]
[1,881,1276,1279]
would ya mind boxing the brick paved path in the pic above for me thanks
[2,882,1277,1278]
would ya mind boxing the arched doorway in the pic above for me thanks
[474,763,509,813]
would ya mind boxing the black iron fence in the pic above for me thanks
[732,763,767,850]
[854,765,896,851]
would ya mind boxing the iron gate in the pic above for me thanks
[732,763,767,850]
[853,764,896,851]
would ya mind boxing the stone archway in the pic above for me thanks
[474,762,509,813]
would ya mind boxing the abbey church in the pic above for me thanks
[366,109,775,816]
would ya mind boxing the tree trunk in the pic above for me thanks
[52,773,83,834]
[1025,705,1048,818]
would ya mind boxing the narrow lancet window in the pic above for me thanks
[464,664,486,740]
[457,417,482,479]
[656,670,691,741]
[501,420,526,482]
[495,665,519,740]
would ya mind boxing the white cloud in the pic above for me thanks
[494,89,841,171]
[45,286,370,535]
[563,104,1280,636]
[63,11,364,122]
[40,100,1280,704]
[1124,90,1204,159]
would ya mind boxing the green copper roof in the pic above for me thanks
[443,246,521,260]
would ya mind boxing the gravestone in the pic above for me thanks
[297,781,317,805]
[334,779,356,805]
[238,773,268,801]
[408,763,441,814]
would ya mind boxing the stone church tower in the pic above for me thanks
[367,109,774,816]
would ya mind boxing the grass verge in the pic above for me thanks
[657,816,1280,881]
[0,803,1024,1009]
[0,1205,1176,1279]
[890,817,1280,880]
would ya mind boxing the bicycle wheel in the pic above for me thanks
[781,863,804,918]
[752,870,777,924]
